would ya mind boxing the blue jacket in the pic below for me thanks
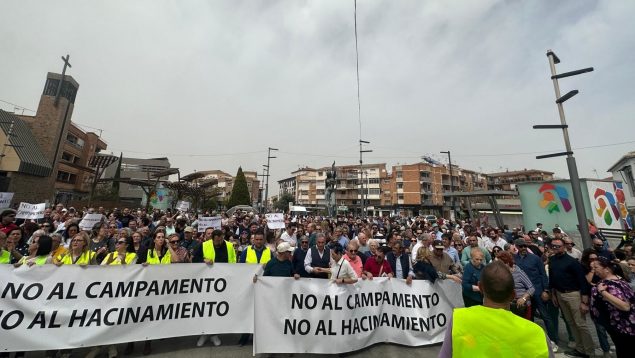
[514,253,549,295]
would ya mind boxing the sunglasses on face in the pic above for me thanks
[348,249,358,253]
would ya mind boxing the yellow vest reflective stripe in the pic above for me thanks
[452,306,549,358]
[146,249,171,265]
[19,255,49,266]
[60,251,95,265]
[0,250,10,264]
[202,240,236,263]
[102,252,137,265]
[245,246,271,264]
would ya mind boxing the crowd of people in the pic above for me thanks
[1,204,634,358]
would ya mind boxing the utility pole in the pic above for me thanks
[534,50,594,249]
[263,147,278,213]
[440,150,455,220]
[258,170,267,212]
[359,140,372,217]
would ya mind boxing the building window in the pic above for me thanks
[396,171,402,178]
[61,152,73,162]
[397,183,403,189]
[368,178,380,184]
[398,194,404,200]
[65,133,84,148]
[56,171,77,184]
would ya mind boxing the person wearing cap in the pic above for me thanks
[0,209,18,235]
[263,242,299,278]
[180,226,200,257]
[362,244,393,279]
[514,238,558,346]
[329,243,357,284]
[430,240,462,284]
[439,261,553,358]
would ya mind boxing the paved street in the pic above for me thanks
[20,313,616,357]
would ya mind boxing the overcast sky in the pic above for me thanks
[1,0,633,194]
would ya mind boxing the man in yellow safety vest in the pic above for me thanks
[192,228,236,264]
[439,261,554,358]
[239,229,271,264]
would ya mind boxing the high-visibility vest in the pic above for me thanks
[101,252,137,265]
[0,250,10,264]
[202,240,236,263]
[18,255,49,266]
[60,251,95,265]
[245,245,271,264]
[452,305,549,357]
[146,249,171,265]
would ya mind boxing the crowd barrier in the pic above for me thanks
[0,264,463,354]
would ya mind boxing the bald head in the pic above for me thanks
[479,261,514,304]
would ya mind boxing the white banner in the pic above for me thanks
[197,216,221,233]
[15,202,46,219]
[265,213,285,229]
[0,264,259,351]
[254,278,463,354]
[0,192,14,209]
[79,213,103,231]
[176,200,191,212]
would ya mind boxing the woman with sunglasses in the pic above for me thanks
[101,236,137,265]
[590,257,635,358]
[15,235,54,267]
[141,231,187,265]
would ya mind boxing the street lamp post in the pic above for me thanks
[359,140,372,217]
[440,151,456,220]
[534,49,594,249]
[264,147,278,213]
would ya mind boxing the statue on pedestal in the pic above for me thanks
[325,161,337,217]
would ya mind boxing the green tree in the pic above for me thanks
[227,167,251,208]
[274,193,295,212]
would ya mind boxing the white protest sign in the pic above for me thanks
[15,202,46,220]
[265,213,285,229]
[79,213,104,231]
[197,216,222,233]
[254,278,463,354]
[176,200,191,211]
[0,263,259,351]
[0,192,14,209]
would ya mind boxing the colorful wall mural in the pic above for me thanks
[587,181,631,230]
[518,179,630,234]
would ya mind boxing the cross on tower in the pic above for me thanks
[54,54,72,107]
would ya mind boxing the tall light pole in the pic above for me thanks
[440,151,455,220]
[359,140,372,217]
[534,49,593,249]
[264,147,278,213]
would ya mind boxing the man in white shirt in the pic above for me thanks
[280,224,297,247]
[482,229,507,252]
[563,237,582,261]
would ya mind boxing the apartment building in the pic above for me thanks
[487,169,554,191]
[197,169,260,205]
